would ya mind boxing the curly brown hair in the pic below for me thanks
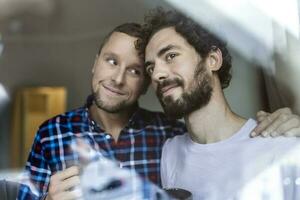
[138,8,232,89]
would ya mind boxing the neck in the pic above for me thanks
[184,77,246,144]
[89,103,136,141]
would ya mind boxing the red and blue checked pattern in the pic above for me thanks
[18,104,186,199]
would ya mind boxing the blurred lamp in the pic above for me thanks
[0,83,9,113]
[0,33,3,57]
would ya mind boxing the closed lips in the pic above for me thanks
[102,84,125,95]
[161,84,179,94]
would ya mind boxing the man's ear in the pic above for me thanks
[206,48,223,72]
[92,54,99,74]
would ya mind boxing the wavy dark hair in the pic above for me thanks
[138,8,232,89]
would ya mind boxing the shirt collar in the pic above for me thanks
[83,95,153,131]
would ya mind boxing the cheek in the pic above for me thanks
[92,67,102,79]
[93,65,113,81]
[92,72,101,85]
[91,71,105,91]
[179,66,196,81]
[94,61,113,75]
[91,77,99,92]
[178,72,194,90]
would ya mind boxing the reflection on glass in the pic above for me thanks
[235,145,300,200]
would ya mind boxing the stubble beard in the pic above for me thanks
[92,89,128,113]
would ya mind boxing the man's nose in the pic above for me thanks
[152,63,169,83]
[112,68,126,85]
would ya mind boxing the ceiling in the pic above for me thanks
[0,0,170,39]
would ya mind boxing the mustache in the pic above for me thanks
[156,78,183,97]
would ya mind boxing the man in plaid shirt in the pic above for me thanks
[17,23,187,200]
[18,22,299,200]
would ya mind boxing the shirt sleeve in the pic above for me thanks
[18,128,51,199]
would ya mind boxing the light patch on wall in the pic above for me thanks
[166,0,300,68]
[0,33,3,56]
[250,0,299,39]
[0,83,10,112]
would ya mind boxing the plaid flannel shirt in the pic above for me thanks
[18,99,186,199]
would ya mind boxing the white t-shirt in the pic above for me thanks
[161,119,300,200]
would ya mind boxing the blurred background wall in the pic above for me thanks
[0,0,268,170]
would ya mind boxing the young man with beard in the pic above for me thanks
[18,22,299,200]
[142,9,300,199]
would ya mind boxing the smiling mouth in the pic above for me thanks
[160,85,179,96]
[102,84,125,96]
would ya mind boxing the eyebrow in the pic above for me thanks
[145,44,181,68]
[157,44,180,57]
[102,52,117,58]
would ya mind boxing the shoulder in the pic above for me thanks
[37,107,87,138]
[164,134,187,149]
[39,107,86,127]
[162,134,187,158]
[161,135,187,173]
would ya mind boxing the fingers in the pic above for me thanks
[252,113,278,137]
[272,107,292,115]
[48,188,82,200]
[60,176,81,191]
[252,107,299,137]
[271,115,300,137]
[47,166,82,200]
[284,128,300,137]
[260,114,291,137]
[256,110,269,122]
[53,166,80,182]
[252,107,292,137]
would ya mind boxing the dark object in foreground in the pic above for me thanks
[164,188,192,200]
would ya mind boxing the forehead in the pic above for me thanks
[145,27,193,57]
[101,32,141,62]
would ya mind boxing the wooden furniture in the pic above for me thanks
[10,87,66,168]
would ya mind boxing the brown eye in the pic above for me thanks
[166,53,178,61]
[127,68,141,76]
[107,58,118,66]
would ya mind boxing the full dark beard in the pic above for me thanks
[157,62,213,119]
